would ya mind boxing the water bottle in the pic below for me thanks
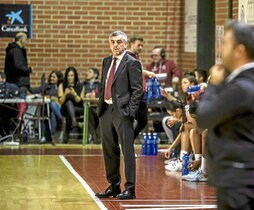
[146,132,152,155]
[146,79,153,102]
[150,133,155,155]
[182,154,189,176]
[141,133,147,155]
[187,84,201,94]
[151,132,158,155]
[152,78,161,99]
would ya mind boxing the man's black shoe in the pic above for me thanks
[95,185,121,198]
[116,190,136,199]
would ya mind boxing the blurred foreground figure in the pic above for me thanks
[197,20,254,210]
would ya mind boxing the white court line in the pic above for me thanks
[125,206,216,210]
[59,155,107,210]
[122,205,217,207]
[63,154,104,157]
[101,199,216,202]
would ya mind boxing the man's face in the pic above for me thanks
[20,35,28,48]
[109,35,127,56]
[220,29,237,71]
[131,40,143,55]
[151,48,162,64]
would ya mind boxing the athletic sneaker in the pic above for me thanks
[164,157,177,165]
[165,159,182,171]
[181,170,199,181]
[185,170,208,182]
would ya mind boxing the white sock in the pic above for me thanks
[200,157,207,173]
[194,154,202,160]
[180,150,188,160]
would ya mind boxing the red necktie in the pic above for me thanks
[104,57,117,100]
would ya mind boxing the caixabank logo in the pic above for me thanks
[0,4,33,38]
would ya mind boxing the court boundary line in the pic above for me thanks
[122,204,217,209]
[59,155,107,210]
[125,207,216,210]
[100,199,216,202]
[0,154,104,157]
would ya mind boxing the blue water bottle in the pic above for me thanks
[146,79,153,102]
[151,132,158,155]
[153,78,161,99]
[150,133,155,155]
[146,132,152,155]
[187,84,201,94]
[182,154,189,176]
[141,133,147,155]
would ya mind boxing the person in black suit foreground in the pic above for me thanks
[95,31,143,199]
[197,20,254,210]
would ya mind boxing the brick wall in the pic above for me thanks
[0,0,183,86]
[0,0,240,86]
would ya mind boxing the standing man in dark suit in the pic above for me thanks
[197,20,254,210]
[95,31,143,199]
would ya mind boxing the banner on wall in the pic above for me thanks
[238,0,254,24]
[184,0,197,53]
[0,4,33,38]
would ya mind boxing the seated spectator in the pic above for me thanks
[83,67,100,143]
[58,67,85,143]
[146,46,182,88]
[182,101,208,182]
[162,100,183,158]
[163,75,203,171]
[30,70,64,136]
[162,101,183,143]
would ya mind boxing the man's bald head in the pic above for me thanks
[15,32,28,48]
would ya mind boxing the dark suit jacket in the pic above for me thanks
[97,52,143,118]
[197,67,254,188]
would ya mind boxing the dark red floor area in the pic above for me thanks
[66,151,217,210]
[0,146,217,209]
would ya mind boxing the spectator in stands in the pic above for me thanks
[197,20,254,209]
[83,67,100,143]
[4,32,32,98]
[83,68,100,98]
[127,35,156,139]
[146,46,182,87]
[58,67,85,143]
[30,70,64,136]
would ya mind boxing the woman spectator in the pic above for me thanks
[58,67,85,143]
[30,70,63,137]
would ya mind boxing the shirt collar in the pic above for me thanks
[226,62,254,83]
[113,50,126,62]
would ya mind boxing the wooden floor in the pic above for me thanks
[0,144,217,210]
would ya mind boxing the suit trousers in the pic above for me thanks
[99,103,136,191]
